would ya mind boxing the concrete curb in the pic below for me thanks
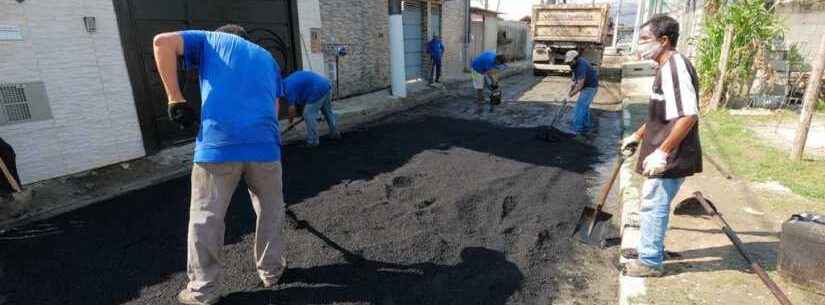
[618,98,647,305]
[0,65,529,231]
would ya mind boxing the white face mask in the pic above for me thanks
[637,40,663,60]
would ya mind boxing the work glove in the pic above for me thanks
[167,101,196,128]
[621,133,642,153]
[642,149,669,177]
[288,105,298,124]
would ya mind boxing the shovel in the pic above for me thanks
[536,99,575,142]
[572,143,638,246]
[281,117,305,135]
[692,192,793,305]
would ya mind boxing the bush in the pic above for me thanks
[695,0,784,99]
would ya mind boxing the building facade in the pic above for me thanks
[315,0,471,98]
[0,0,145,184]
[0,0,473,185]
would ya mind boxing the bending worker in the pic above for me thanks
[471,51,506,113]
[564,50,599,139]
[153,24,287,304]
[284,70,341,147]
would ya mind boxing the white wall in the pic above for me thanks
[297,0,326,75]
[483,14,498,52]
[777,2,825,67]
[0,0,145,184]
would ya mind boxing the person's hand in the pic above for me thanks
[642,149,668,176]
[621,133,642,153]
[288,106,297,124]
[167,100,196,128]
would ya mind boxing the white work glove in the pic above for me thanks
[642,149,669,176]
[621,133,642,152]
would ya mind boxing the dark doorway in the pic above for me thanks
[113,0,300,153]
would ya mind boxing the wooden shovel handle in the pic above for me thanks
[0,157,21,193]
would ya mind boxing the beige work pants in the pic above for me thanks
[183,162,285,299]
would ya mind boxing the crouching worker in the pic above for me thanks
[471,51,506,113]
[153,24,287,304]
[284,70,340,147]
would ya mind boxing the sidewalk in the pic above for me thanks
[0,62,530,231]
[617,98,825,305]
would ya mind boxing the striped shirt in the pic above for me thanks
[635,52,703,178]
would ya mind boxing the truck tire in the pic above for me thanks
[778,213,825,294]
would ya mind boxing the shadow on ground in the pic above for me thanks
[664,241,780,275]
[0,106,600,305]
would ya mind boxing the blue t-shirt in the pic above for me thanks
[471,51,498,74]
[427,38,444,60]
[573,57,599,88]
[181,30,284,163]
[284,71,331,106]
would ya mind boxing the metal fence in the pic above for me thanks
[497,20,530,62]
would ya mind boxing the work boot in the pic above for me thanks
[261,256,287,288]
[623,259,664,277]
[177,290,220,305]
[329,132,342,141]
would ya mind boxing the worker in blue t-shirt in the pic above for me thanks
[471,51,506,113]
[564,50,599,139]
[284,70,340,147]
[153,24,287,305]
[426,35,445,84]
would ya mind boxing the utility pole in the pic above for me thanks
[791,36,825,160]
[631,0,646,51]
[612,0,623,47]
[388,0,406,97]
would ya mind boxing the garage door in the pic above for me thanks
[403,1,423,80]
[113,0,299,152]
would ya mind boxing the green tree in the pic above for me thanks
[696,0,784,104]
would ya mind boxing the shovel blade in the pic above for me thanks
[536,127,575,143]
[572,207,614,246]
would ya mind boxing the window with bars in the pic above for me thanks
[0,82,52,126]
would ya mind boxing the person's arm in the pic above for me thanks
[568,79,585,98]
[153,32,185,102]
[658,116,697,154]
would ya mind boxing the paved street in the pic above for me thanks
[0,75,622,305]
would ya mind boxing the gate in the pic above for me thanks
[113,0,300,152]
[403,1,423,80]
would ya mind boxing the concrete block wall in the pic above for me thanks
[319,0,391,98]
[0,0,145,184]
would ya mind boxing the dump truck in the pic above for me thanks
[531,4,610,75]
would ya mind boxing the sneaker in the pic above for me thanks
[261,256,287,288]
[623,260,664,277]
[177,290,220,305]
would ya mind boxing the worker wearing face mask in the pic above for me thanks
[621,15,703,278]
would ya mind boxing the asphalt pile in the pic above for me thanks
[0,100,619,305]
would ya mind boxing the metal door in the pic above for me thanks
[113,0,299,152]
[429,5,442,38]
[470,19,485,62]
[403,1,423,80]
